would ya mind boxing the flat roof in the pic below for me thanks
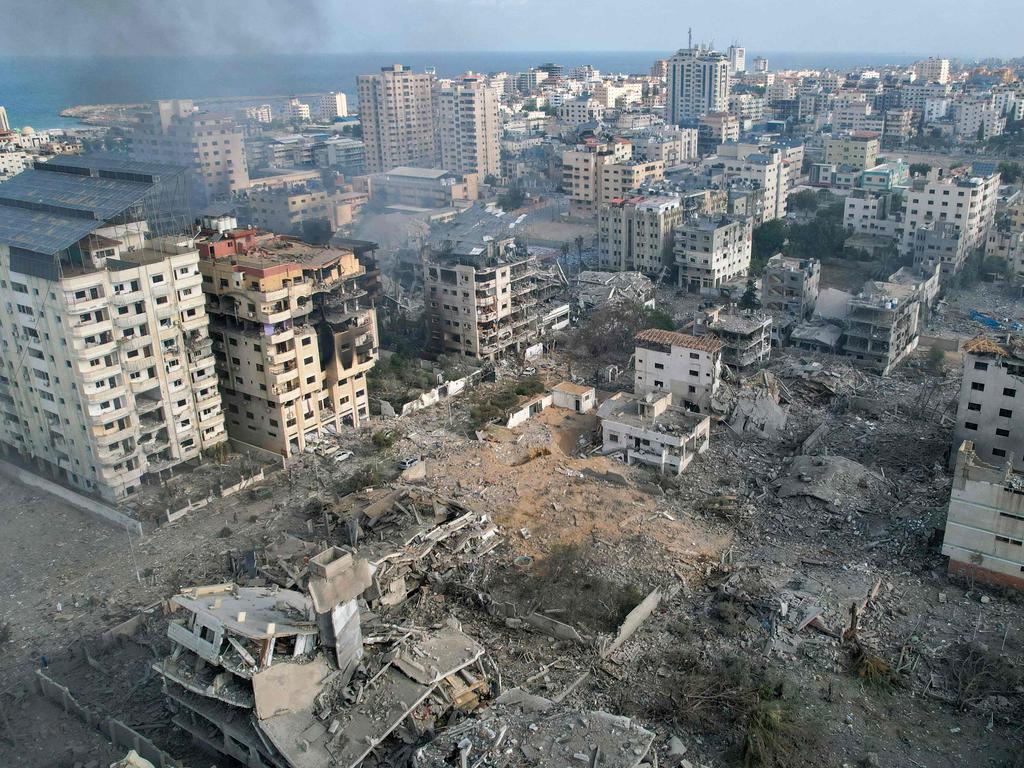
[172,585,315,640]
[384,166,451,179]
[552,381,594,396]
[0,169,151,221]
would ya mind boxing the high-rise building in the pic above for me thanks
[727,45,746,74]
[196,226,378,455]
[0,155,227,502]
[0,106,9,133]
[436,73,502,181]
[650,59,668,80]
[914,57,950,85]
[562,139,633,217]
[285,97,311,122]
[318,91,348,122]
[130,100,249,205]
[357,65,438,174]
[753,56,769,73]
[667,47,731,124]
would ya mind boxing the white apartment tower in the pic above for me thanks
[914,57,951,85]
[727,45,746,75]
[437,73,502,182]
[357,65,438,174]
[0,156,227,502]
[318,91,349,122]
[668,47,731,124]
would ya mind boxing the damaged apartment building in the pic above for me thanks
[196,217,378,455]
[423,207,569,360]
[0,155,226,502]
[633,328,723,412]
[154,548,486,768]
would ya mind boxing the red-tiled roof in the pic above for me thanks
[635,328,724,353]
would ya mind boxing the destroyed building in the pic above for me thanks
[761,253,820,319]
[598,390,711,475]
[155,545,487,768]
[633,328,723,412]
[843,280,920,376]
[423,209,569,360]
[691,307,772,370]
[942,440,1024,590]
[575,270,655,311]
[197,222,379,455]
[952,335,1024,473]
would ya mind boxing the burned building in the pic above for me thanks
[692,307,772,370]
[197,225,378,455]
[761,253,820,319]
[423,208,569,360]
[842,281,920,376]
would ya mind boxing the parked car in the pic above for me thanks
[333,450,354,464]
[397,455,421,470]
[521,366,536,376]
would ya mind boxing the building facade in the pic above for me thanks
[357,65,438,174]
[0,156,226,502]
[674,215,752,291]
[437,74,502,182]
[633,328,723,412]
[598,195,682,276]
[667,47,731,124]
[761,254,820,318]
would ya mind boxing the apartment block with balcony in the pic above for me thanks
[357,65,438,174]
[561,139,633,218]
[842,281,920,375]
[0,155,226,502]
[423,216,568,361]
[436,73,502,182]
[901,173,999,262]
[197,234,378,456]
[761,254,820,319]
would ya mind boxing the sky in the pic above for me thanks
[0,0,1019,59]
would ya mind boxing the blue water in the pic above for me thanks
[0,51,925,131]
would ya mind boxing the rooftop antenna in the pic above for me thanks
[688,27,692,51]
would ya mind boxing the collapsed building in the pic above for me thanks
[761,253,820,319]
[574,270,655,311]
[843,281,920,376]
[423,209,569,360]
[691,307,772,370]
[196,219,379,455]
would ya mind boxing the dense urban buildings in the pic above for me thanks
[357,65,438,173]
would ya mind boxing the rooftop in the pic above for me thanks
[172,585,315,640]
[635,328,724,353]
[598,391,710,437]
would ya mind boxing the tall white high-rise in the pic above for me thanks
[318,91,348,122]
[357,64,438,173]
[0,106,9,133]
[727,45,746,74]
[437,73,501,181]
[667,47,731,124]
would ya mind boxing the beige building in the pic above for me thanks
[130,99,249,203]
[562,139,633,217]
[943,440,1024,590]
[709,143,790,221]
[599,159,665,206]
[437,73,501,182]
[667,47,731,123]
[558,96,606,125]
[914,57,951,84]
[762,254,820,318]
[198,231,378,455]
[241,185,366,237]
[598,390,711,475]
[424,234,568,361]
[675,215,752,291]
[843,281,920,375]
[357,65,438,174]
[901,173,999,260]
[824,132,880,171]
[0,156,226,502]
[598,195,682,276]
[366,166,477,209]
[317,91,348,121]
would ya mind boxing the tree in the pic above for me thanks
[574,235,585,262]
[787,189,819,214]
[571,301,673,360]
[751,219,787,274]
[998,161,1023,184]
[739,277,760,310]
[909,163,931,177]
[497,186,526,211]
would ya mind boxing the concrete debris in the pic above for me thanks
[413,690,656,768]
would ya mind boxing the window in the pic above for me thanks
[993,448,1007,458]
[967,402,981,411]
[653,362,664,370]
[689,369,698,376]
[1000,408,1012,418]
[996,428,1010,437]
[1004,388,1017,397]
[971,382,985,391]
[689,352,700,360]
[964,422,978,431]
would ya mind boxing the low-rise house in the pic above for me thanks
[551,381,596,413]
[942,440,1024,590]
[633,328,723,412]
[598,390,710,475]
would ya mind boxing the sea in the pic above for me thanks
[0,50,926,131]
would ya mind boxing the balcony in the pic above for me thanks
[122,356,152,374]
[114,312,146,330]
[110,289,145,307]
[119,335,150,352]
[140,437,170,455]
[70,318,114,339]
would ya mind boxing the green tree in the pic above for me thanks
[497,187,526,210]
[909,163,931,177]
[739,277,760,310]
[751,219,787,274]
[787,189,819,214]
[998,161,1023,184]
